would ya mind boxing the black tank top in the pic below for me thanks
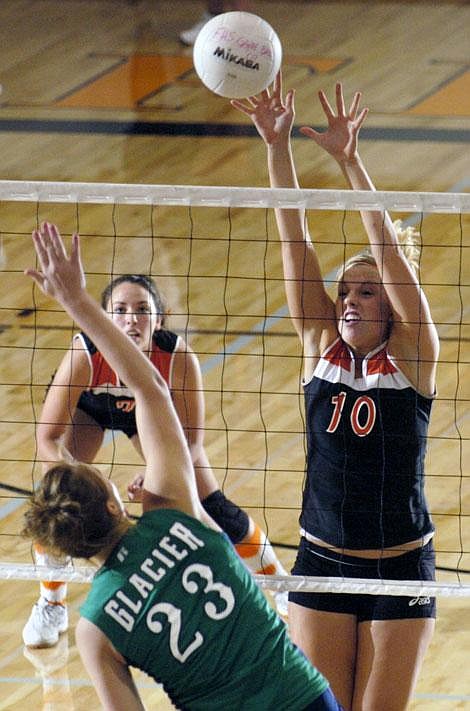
[301,338,434,549]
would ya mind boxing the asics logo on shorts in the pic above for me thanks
[408,596,431,607]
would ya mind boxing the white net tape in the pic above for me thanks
[0,179,469,212]
[254,575,470,598]
[0,564,468,597]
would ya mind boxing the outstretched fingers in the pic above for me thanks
[46,222,68,259]
[31,227,50,271]
[284,87,294,112]
[354,106,369,130]
[230,98,255,116]
[348,89,362,119]
[272,69,282,101]
[298,125,321,142]
[36,222,68,270]
[255,70,282,103]
[319,83,368,124]
[70,232,81,265]
[335,82,346,117]
[318,89,335,121]
[25,230,49,292]
[70,232,86,289]
[231,70,286,113]
[25,223,85,298]
[24,265,46,291]
[231,85,271,114]
[26,224,59,295]
[348,91,369,135]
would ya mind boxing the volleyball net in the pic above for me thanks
[0,179,468,598]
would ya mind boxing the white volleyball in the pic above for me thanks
[193,12,282,99]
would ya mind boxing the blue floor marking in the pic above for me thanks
[0,120,469,143]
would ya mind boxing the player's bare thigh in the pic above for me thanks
[62,408,105,462]
[353,617,435,711]
[289,602,357,710]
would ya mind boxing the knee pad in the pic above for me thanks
[202,489,250,544]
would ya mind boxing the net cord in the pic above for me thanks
[0,563,467,596]
[0,180,469,212]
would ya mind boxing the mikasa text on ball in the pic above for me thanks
[193,11,282,99]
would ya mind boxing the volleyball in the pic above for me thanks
[193,12,282,99]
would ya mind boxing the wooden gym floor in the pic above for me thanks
[0,0,469,708]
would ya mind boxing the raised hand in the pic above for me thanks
[231,71,295,145]
[25,222,85,305]
[300,82,368,163]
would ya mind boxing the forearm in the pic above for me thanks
[267,141,332,338]
[338,153,374,192]
[267,139,299,189]
[338,154,396,250]
[267,141,308,245]
[36,430,68,470]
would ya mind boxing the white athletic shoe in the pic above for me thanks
[22,598,69,648]
[179,11,214,46]
[273,590,289,617]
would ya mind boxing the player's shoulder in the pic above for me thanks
[74,331,98,355]
[153,329,178,353]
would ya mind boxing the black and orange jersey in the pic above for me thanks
[75,329,179,438]
[301,338,435,549]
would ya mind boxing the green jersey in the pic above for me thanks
[80,509,328,710]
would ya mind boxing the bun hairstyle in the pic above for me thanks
[101,274,167,327]
[338,220,421,280]
[22,463,122,559]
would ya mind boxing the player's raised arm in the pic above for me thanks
[301,83,439,389]
[232,72,335,356]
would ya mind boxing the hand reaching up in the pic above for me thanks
[300,82,368,164]
[231,71,295,146]
[25,222,86,308]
